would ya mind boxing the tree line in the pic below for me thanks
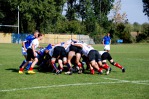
[0,0,149,43]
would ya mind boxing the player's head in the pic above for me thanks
[107,33,110,36]
[34,30,40,38]
[37,33,43,40]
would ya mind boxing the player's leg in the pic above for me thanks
[95,50,110,75]
[18,61,29,74]
[28,57,38,74]
[104,45,110,52]
[106,52,125,73]
[75,53,83,74]
[88,50,103,74]
[89,64,95,75]
[90,60,102,74]
[58,59,63,73]
[26,48,38,74]
[51,57,59,73]
[110,59,125,72]
[65,51,75,75]
[19,48,27,68]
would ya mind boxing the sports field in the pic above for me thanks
[0,43,149,99]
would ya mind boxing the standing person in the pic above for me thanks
[19,30,39,69]
[19,33,43,74]
[102,33,111,52]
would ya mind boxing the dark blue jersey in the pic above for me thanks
[24,35,35,48]
[38,44,52,57]
[103,36,111,45]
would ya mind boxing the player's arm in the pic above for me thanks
[38,45,43,49]
[72,43,83,48]
[102,38,105,45]
[22,41,27,51]
[110,39,111,44]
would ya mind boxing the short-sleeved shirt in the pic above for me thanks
[103,36,111,45]
[28,39,39,49]
[24,35,35,49]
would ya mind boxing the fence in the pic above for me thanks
[0,33,95,44]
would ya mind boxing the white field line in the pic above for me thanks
[0,81,127,92]
[103,77,149,85]
[1,79,149,92]
[126,58,149,62]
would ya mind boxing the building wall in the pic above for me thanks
[0,33,94,44]
[0,33,11,43]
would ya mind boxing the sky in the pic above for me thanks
[63,0,148,24]
[110,0,149,24]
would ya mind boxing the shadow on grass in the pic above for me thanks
[5,68,19,73]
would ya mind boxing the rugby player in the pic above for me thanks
[19,33,43,74]
[99,51,125,72]
[19,30,39,69]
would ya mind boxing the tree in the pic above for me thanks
[133,22,141,32]
[0,0,66,33]
[115,23,132,43]
[92,0,114,23]
[142,0,149,19]
[65,0,77,21]
[141,23,149,36]
[110,0,128,24]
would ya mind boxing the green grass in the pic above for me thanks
[0,43,149,99]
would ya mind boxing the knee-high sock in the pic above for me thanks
[52,63,58,71]
[26,62,32,70]
[114,63,123,69]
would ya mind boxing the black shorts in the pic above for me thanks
[52,46,67,59]
[69,45,82,54]
[26,48,36,61]
[101,52,112,61]
[88,50,101,62]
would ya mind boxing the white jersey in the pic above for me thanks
[81,43,94,56]
[28,39,39,49]
[98,51,106,55]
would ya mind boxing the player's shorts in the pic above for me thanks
[104,45,110,51]
[101,52,112,61]
[88,50,101,62]
[69,45,82,54]
[52,46,67,59]
[26,48,37,61]
[21,47,27,56]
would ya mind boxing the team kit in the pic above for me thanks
[19,31,125,75]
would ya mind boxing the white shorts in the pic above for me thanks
[104,45,110,51]
[22,47,27,56]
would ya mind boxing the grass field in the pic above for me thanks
[0,43,149,99]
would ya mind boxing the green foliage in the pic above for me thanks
[136,23,149,42]
[133,22,141,32]
[141,22,149,36]
[142,0,149,18]
[114,23,132,43]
